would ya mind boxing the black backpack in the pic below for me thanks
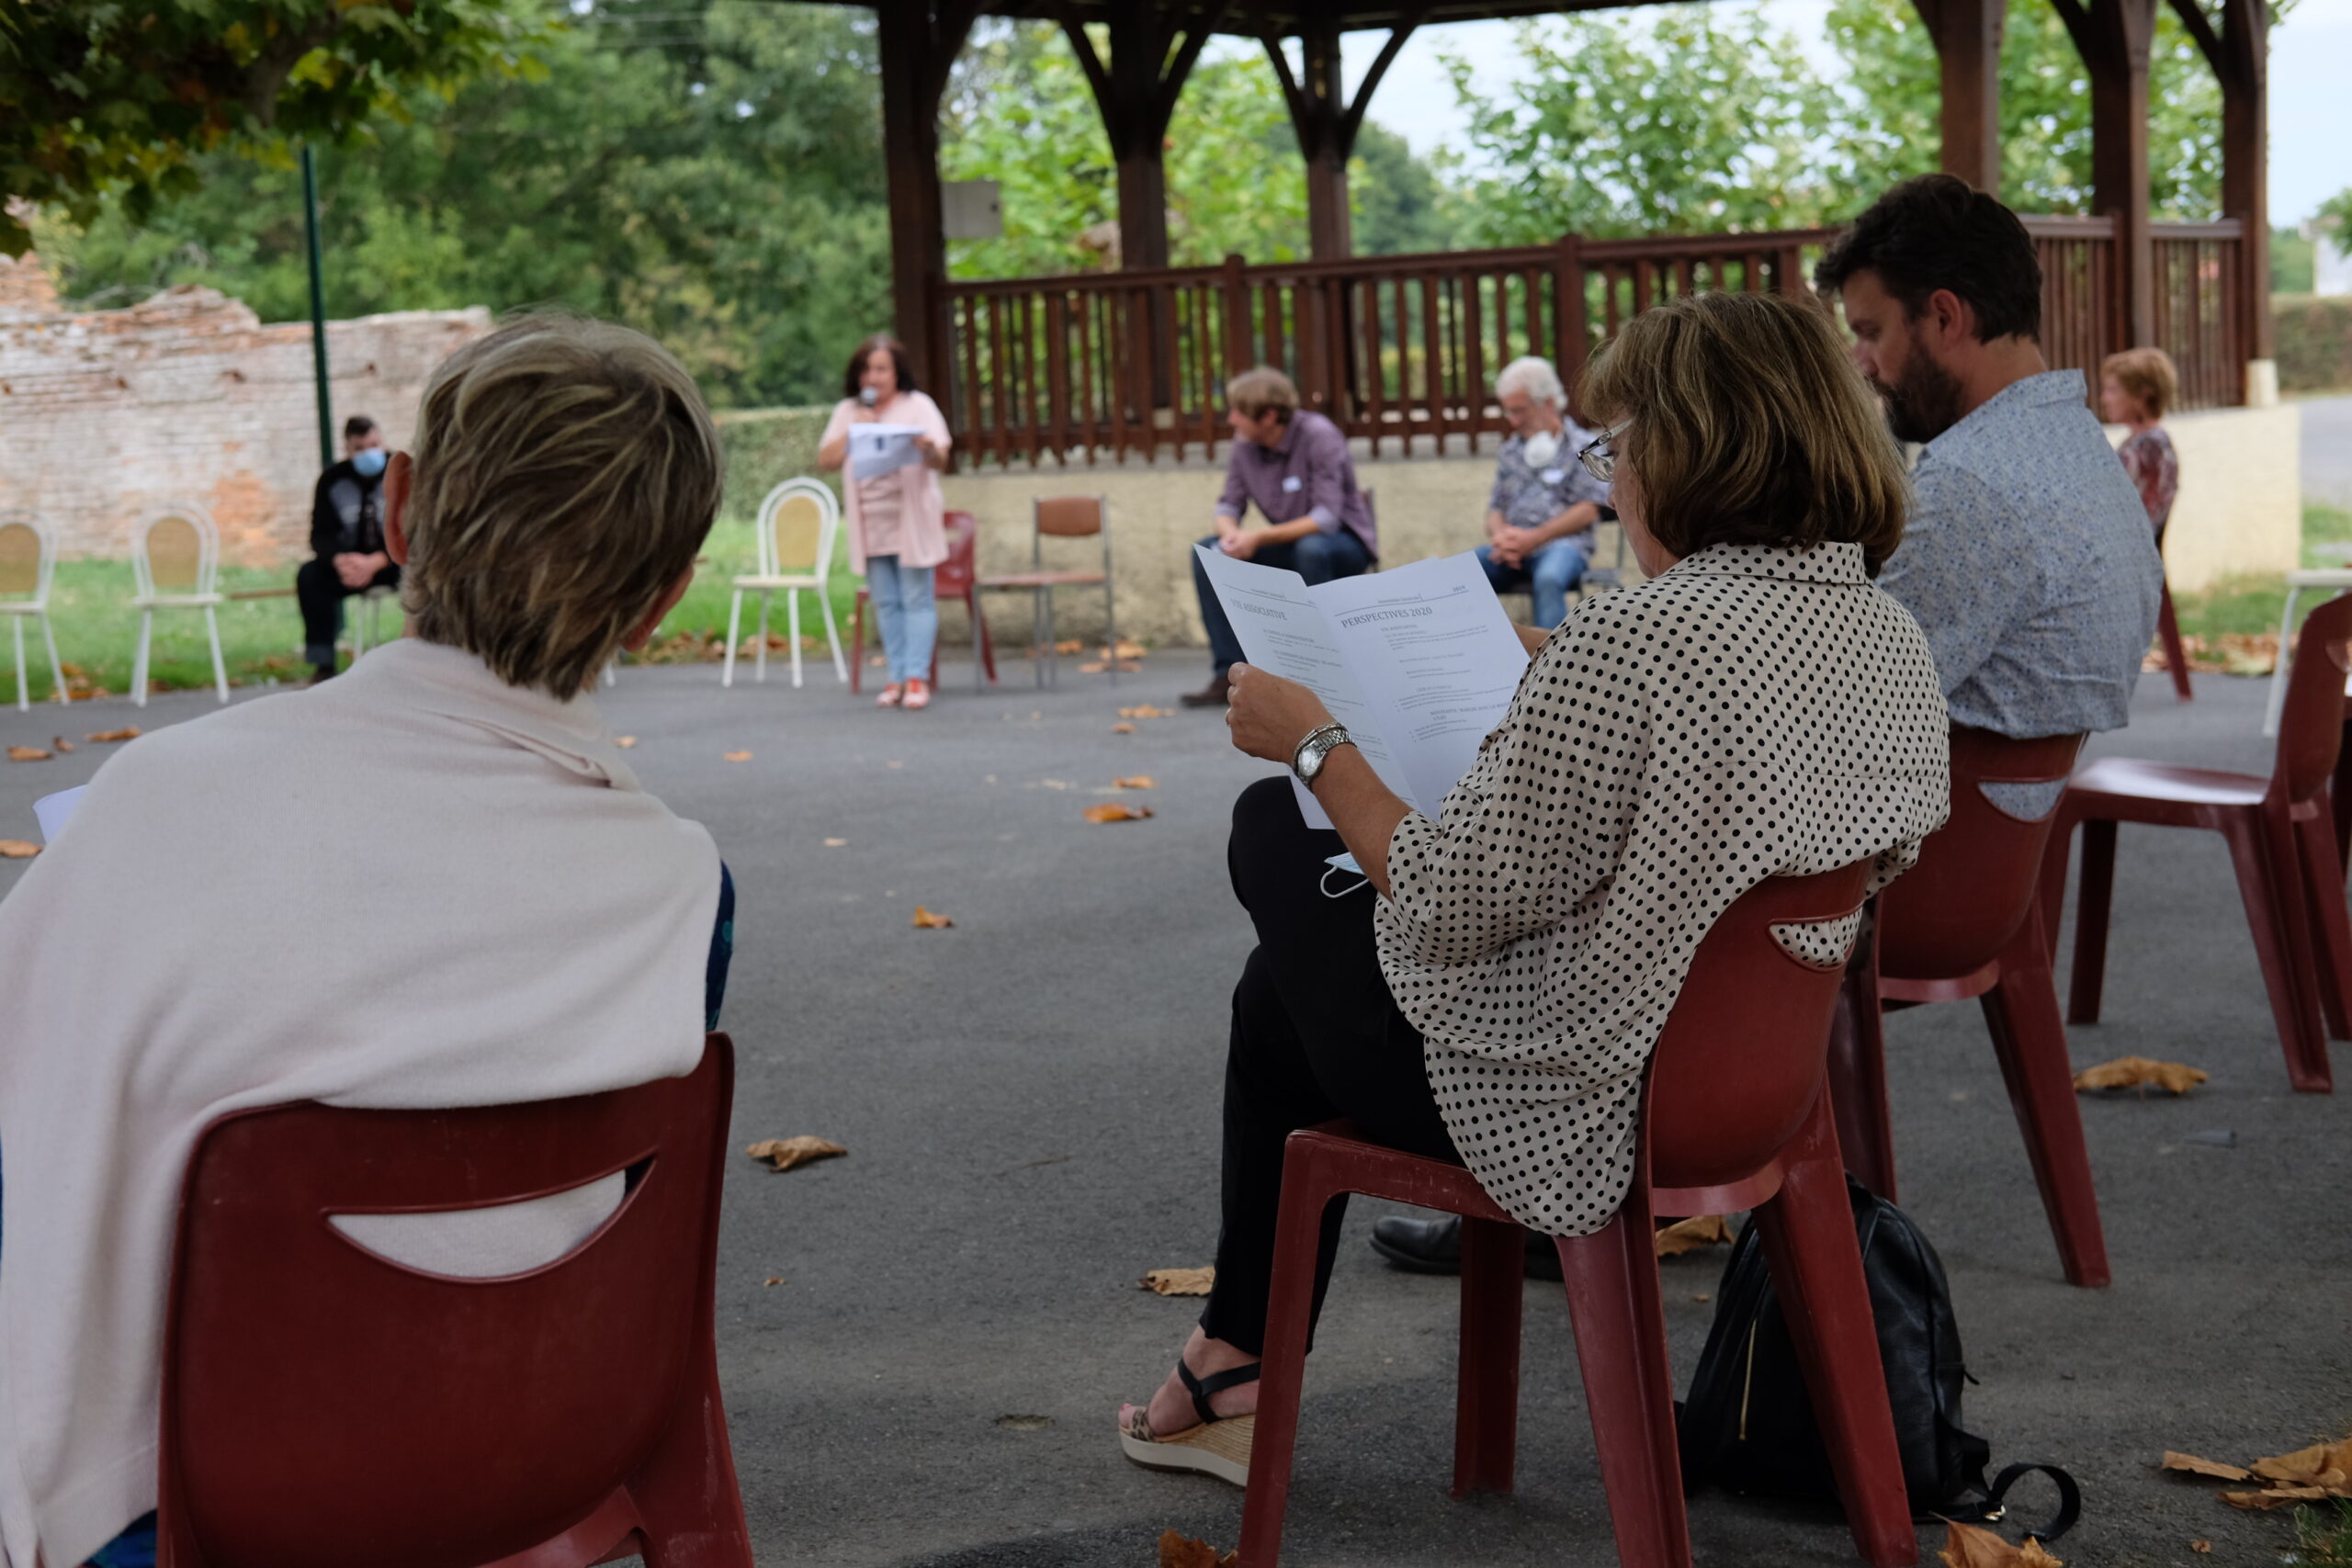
[1676,1177,2078,1541]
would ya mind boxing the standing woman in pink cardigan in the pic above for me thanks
[818,334,953,710]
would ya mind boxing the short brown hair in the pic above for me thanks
[2101,346,2177,419]
[402,314,724,697]
[1579,291,1909,576]
[1225,366,1299,423]
[1815,175,2042,343]
[842,333,918,400]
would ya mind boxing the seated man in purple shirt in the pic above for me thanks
[1181,367,1378,708]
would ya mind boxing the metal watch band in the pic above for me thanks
[1292,722,1352,783]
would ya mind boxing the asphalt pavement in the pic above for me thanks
[2,652,2346,1568]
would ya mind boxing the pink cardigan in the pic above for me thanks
[822,390,952,572]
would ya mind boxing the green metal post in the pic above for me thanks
[301,143,334,469]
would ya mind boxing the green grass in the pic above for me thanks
[0,517,860,704]
[2295,1499,2352,1566]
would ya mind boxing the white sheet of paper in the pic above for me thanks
[848,423,925,483]
[34,785,85,845]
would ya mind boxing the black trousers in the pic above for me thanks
[1200,777,1457,1357]
[296,558,401,671]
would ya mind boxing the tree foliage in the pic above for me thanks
[0,0,548,255]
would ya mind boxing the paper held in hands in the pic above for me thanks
[847,423,926,483]
[1193,545,1531,830]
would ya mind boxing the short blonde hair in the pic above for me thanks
[2102,347,2177,419]
[402,315,723,697]
[1580,290,1909,576]
[1225,366,1300,423]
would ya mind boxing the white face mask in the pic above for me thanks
[1521,429,1560,470]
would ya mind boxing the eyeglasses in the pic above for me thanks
[1578,420,1629,485]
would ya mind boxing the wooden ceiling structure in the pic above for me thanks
[840,0,2273,403]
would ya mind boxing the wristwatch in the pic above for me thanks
[1292,722,1355,784]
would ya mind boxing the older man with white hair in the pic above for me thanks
[1476,356,1610,629]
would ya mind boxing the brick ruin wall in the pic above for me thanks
[0,250,489,563]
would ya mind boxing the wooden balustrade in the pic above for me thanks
[941,216,2248,468]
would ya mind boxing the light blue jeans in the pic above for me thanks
[1476,536,1590,629]
[865,555,938,684]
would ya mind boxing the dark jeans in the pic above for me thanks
[1192,528,1374,677]
[296,558,402,671]
[1200,777,1455,1357]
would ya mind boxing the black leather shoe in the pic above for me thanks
[1369,1213,1562,1281]
[1178,671,1232,708]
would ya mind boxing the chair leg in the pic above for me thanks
[1453,1216,1522,1498]
[2334,719,2352,879]
[820,591,848,685]
[1104,578,1119,689]
[787,591,805,690]
[1748,1091,1920,1566]
[1031,590,1046,691]
[1237,1152,1346,1568]
[1982,913,2112,1288]
[11,617,24,712]
[2038,812,2076,965]
[2222,812,2334,1092]
[2263,584,2301,738]
[2157,581,2192,702]
[1825,953,1898,1201]
[1554,1188,1690,1568]
[205,606,229,703]
[1045,590,1059,691]
[723,590,742,688]
[850,592,867,696]
[620,1356,756,1568]
[976,592,997,686]
[754,592,770,684]
[132,608,153,708]
[2064,818,2117,1024]
[2292,808,2352,1044]
[40,613,64,706]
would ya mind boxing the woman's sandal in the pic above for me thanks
[876,683,904,708]
[1117,1359,1261,1487]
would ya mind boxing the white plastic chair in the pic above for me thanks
[724,479,846,689]
[130,502,230,706]
[2264,569,2352,737]
[0,512,68,711]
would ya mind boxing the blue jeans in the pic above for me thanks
[1193,528,1374,675]
[1476,536,1589,629]
[865,555,938,684]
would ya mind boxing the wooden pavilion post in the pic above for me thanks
[1914,0,2006,193]
[1058,3,1231,272]
[2055,0,2158,347]
[1260,9,1427,259]
[876,0,981,402]
[2167,0,2275,400]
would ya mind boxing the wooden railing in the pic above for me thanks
[943,216,2247,468]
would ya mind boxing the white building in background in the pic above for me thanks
[2310,218,2350,297]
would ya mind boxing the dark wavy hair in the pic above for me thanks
[1814,175,2042,344]
[842,333,918,399]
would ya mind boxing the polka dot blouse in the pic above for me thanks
[1372,539,1951,1236]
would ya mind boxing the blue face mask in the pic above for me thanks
[352,447,388,478]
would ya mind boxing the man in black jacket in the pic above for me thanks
[296,414,399,682]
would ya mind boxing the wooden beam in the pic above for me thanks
[877,0,980,405]
[2067,0,2156,346]
[1059,3,1231,270]
[2213,0,2271,367]
[1259,6,1427,259]
[1915,0,2004,194]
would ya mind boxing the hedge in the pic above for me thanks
[2277,296,2352,395]
[713,405,834,521]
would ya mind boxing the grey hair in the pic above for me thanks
[1495,355,1566,408]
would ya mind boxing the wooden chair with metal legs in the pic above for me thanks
[976,496,1114,689]
[0,512,69,711]
[130,502,230,706]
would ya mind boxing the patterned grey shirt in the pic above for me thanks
[1488,419,1612,553]
[1877,370,2163,739]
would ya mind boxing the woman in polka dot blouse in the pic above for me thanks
[1119,289,1952,1488]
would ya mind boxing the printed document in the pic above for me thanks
[1193,546,1530,829]
[848,423,926,483]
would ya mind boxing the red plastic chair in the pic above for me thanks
[2154,580,2193,703]
[851,509,998,694]
[1239,864,1917,1568]
[1826,728,2109,1289]
[2041,593,2352,1095]
[157,1036,751,1568]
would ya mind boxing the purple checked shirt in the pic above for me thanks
[1214,410,1378,558]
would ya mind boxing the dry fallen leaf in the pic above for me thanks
[614,736,637,749]
[1083,802,1155,824]
[2222,1486,2335,1509]
[1109,639,1148,660]
[996,1413,1052,1431]
[1157,1529,1238,1568]
[763,1275,784,1288]
[0,840,40,859]
[1112,721,1136,734]
[823,837,848,847]
[49,737,74,753]
[1140,1267,1215,1297]
[744,1136,848,1172]
[1053,638,1084,655]
[6,746,51,762]
[2074,1056,2209,1094]
[2255,1438,2352,1486]
[1938,1518,2064,1568]
[2188,1542,2211,1554]
[1113,775,1157,790]
[1078,660,1142,675]
[1655,1215,1735,1258]
[911,905,955,929]
[723,750,752,762]
[2164,1451,2254,1482]
[85,727,141,743]
[1118,704,1171,719]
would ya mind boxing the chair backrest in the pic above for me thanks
[2273,592,2352,807]
[1645,862,1872,1192]
[935,510,979,596]
[0,512,54,602]
[1875,727,2086,982]
[159,1037,736,1568]
[133,503,220,598]
[757,479,839,581]
[1033,495,1111,575]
